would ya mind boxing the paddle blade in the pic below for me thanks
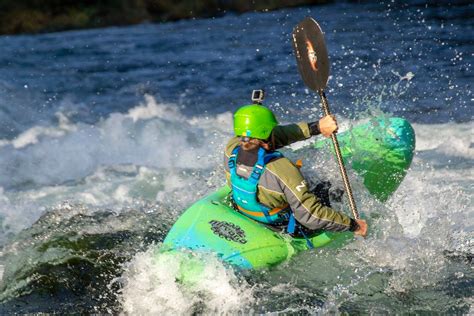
[292,17,330,91]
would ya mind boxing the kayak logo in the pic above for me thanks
[209,220,247,244]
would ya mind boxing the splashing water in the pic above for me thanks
[0,95,233,245]
[0,1,472,313]
[120,249,254,314]
[0,95,471,314]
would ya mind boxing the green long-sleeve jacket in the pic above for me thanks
[224,122,353,232]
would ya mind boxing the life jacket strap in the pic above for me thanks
[298,226,315,249]
[228,145,287,225]
[287,212,296,234]
[228,152,237,169]
[250,164,264,181]
[236,204,289,218]
[285,212,314,248]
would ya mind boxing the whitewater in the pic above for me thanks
[0,1,472,314]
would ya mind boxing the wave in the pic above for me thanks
[0,95,232,190]
[0,95,471,313]
[120,249,254,314]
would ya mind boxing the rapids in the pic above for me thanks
[0,1,472,314]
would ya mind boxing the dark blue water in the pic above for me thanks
[0,2,472,140]
[0,1,472,314]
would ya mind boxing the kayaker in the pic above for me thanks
[224,93,367,237]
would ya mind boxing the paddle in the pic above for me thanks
[292,17,360,220]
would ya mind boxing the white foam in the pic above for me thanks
[293,118,473,307]
[119,248,254,315]
[0,96,234,244]
[413,122,474,158]
[0,95,227,189]
[127,94,185,123]
[0,95,472,304]
[2,112,77,149]
[0,187,47,246]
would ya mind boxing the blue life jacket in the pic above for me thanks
[228,146,291,225]
[228,146,314,248]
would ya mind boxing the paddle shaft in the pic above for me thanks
[318,90,360,220]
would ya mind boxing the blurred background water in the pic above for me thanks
[0,1,472,314]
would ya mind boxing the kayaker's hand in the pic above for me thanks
[319,115,338,137]
[353,219,368,237]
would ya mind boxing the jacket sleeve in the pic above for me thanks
[271,122,311,149]
[266,158,353,232]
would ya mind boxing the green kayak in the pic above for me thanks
[161,117,415,269]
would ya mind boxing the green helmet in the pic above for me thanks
[233,104,278,140]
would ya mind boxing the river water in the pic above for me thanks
[0,1,472,314]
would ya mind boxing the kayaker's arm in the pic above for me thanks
[271,115,338,149]
[267,158,357,232]
[271,122,312,149]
